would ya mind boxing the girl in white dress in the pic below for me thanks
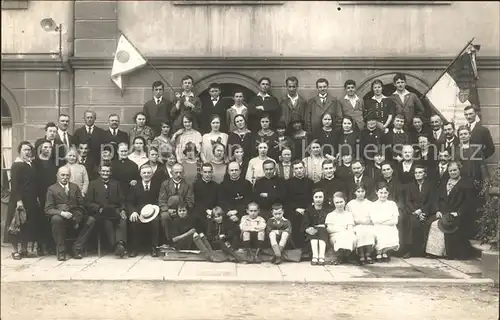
[64,148,89,196]
[370,182,400,262]
[201,115,228,163]
[346,185,375,265]
[302,141,326,183]
[326,192,357,265]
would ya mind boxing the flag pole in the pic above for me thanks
[118,29,178,95]
[420,37,475,99]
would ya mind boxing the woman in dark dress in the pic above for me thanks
[363,79,395,131]
[313,112,338,159]
[227,114,254,166]
[302,188,330,266]
[290,119,309,160]
[337,116,361,160]
[4,141,41,259]
[33,139,58,255]
[409,115,431,146]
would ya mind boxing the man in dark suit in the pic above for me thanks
[54,114,74,165]
[247,77,281,132]
[464,105,495,160]
[77,141,98,181]
[35,122,59,165]
[73,110,106,165]
[279,76,308,130]
[44,166,96,261]
[199,82,232,134]
[441,122,459,154]
[102,114,129,159]
[158,163,194,247]
[171,75,202,132]
[143,80,172,137]
[86,164,128,257]
[382,114,410,162]
[127,164,161,257]
[429,115,446,147]
[346,160,375,201]
[305,78,342,134]
[401,165,434,258]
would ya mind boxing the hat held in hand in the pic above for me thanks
[438,213,459,234]
[139,204,160,223]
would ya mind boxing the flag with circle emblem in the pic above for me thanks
[111,34,147,90]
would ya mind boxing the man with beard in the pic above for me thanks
[218,162,253,220]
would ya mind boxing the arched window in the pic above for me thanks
[1,98,12,198]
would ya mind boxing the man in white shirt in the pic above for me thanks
[430,115,445,145]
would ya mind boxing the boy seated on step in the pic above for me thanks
[266,203,292,265]
[203,206,242,262]
[239,202,267,264]
[166,196,218,262]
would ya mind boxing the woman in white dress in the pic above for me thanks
[128,136,149,169]
[370,182,400,262]
[346,185,375,265]
[64,147,89,196]
[173,114,202,163]
[326,192,357,265]
[210,142,228,184]
[302,141,326,183]
[246,142,276,185]
[201,115,228,163]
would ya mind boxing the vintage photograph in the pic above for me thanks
[1,0,499,319]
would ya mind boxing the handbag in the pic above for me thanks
[8,207,27,235]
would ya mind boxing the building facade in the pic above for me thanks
[1,0,499,178]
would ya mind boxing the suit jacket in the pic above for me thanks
[247,94,281,131]
[434,177,470,215]
[470,123,495,160]
[73,125,106,163]
[279,94,308,128]
[158,179,194,212]
[143,97,172,136]
[171,95,202,132]
[395,161,418,185]
[390,92,425,125]
[440,136,460,154]
[199,96,232,134]
[346,175,376,201]
[54,131,75,165]
[102,129,129,156]
[44,182,85,219]
[382,129,410,160]
[85,178,126,217]
[403,179,433,215]
[339,96,365,131]
[305,95,342,134]
[430,129,446,147]
[127,181,161,216]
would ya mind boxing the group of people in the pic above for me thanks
[3,73,495,265]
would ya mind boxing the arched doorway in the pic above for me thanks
[1,97,12,202]
[198,83,257,103]
[362,83,434,121]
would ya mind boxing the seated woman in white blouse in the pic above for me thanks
[128,136,149,169]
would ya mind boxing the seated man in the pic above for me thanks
[253,160,285,220]
[86,164,128,258]
[204,206,242,262]
[45,166,96,261]
[239,202,267,264]
[127,164,161,257]
[266,203,292,265]
[218,161,253,219]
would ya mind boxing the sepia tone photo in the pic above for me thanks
[1,1,499,319]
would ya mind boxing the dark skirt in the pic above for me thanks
[306,226,329,242]
[3,198,40,244]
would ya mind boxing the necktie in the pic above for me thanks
[64,186,69,195]
[113,129,117,136]
[434,131,438,139]
[145,184,149,191]
[419,183,422,192]
[440,166,445,176]
[63,132,69,147]
[174,183,179,193]
[467,123,471,131]
[156,99,160,105]
[87,127,92,135]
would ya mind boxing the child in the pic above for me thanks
[252,114,278,159]
[346,185,375,265]
[226,91,248,133]
[302,141,326,183]
[231,145,247,178]
[64,147,89,196]
[239,202,267,263]
[204,206,242,262]
[325,192,357,265]
[302,189,329,265]
[266,203,292,264]
[166,198,217,262]
[340,80,365,131]
[277,147,293,180]
[370,182,400,262]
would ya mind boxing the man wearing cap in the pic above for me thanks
[127,164,161,257]
[218,162,253,220]
[86,164,128,258]
[45,166,96,261]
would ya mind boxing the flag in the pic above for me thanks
[111,34,147,90]
[425,43,480,128]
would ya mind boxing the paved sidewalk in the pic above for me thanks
[0,247,492,285]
